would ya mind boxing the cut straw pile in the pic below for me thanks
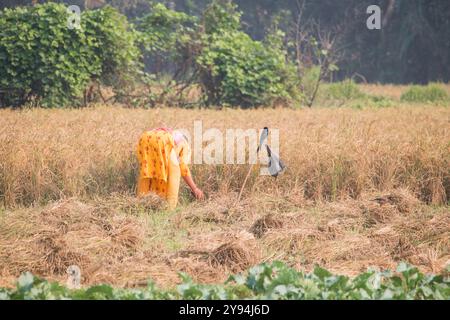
[258,189,449,275]
[0,199,145,284]
[0,189,448,288]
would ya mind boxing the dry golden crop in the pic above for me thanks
[0,101,449,289]
[0,104,448,207]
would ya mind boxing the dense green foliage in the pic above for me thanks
[1,262,448,300]
[2,1,450,84]
[136,1,299,107]
[0,3,140,107]
[400,84,449,104]
[136,2,196,71]
[325,80,366,100]
[196,0,450,84]
[8,0,446,84]
[196,2,298,107]
[1,1,448,108]
[197,31,297,107]
[0,2,300,108]
[83,5,141,94]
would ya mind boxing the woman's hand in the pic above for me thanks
[183,175,204,201]
[192,187,205,200]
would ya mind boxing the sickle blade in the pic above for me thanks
[266,145,287,177]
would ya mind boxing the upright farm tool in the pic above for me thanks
[235,127,287,206]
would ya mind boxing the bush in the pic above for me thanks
[400,84,449,104]
[0,3,140,107]
[299,66,321,105]
[325,80,365,101]
[136,3,196,70]
[83,6,141,93]
[347,96,396,110]
[197,32,298,107]
[368,95,395,108]
[195,1,298,107]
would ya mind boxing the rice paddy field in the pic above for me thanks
[0,84,449,291]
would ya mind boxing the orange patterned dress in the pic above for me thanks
[136,129,190,209]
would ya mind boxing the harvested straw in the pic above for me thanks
[249,215,284,238]
[361,189,421,226]
[0,198,146,285]
[182,192,250,225]
[0,187,447,288]
[207,231,260,273]
[208,242,255,273]
[371,189,421,214]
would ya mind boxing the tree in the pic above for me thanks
[0,3,141,107]
[289,1,341,107]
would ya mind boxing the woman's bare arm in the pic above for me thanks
[183,175,204,200]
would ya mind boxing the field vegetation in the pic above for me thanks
[0,2,449,300]
[0,93,449,293]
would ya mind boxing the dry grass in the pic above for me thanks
[0,95,449,288]
[359,84,412,100]
[359,83,450,100]
[0,105,449,207]
[0,198,146,286]
[0,189,448,288]
[249,215,284,238]
[208,231,260,273]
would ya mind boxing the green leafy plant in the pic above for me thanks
[133,1,300,108]
[400,84,449,104]
[202,0,241,35]
[133,3,199,107]
[136,2,196,60]
[197,32,297,107]
[0,3,140,107]
[1,262,448,300]
[83,6,141,97]
[325,80,365,101]
[368,95,395,108]
[195,1,298,107]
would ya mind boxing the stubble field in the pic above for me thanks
[0,91,449,289]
